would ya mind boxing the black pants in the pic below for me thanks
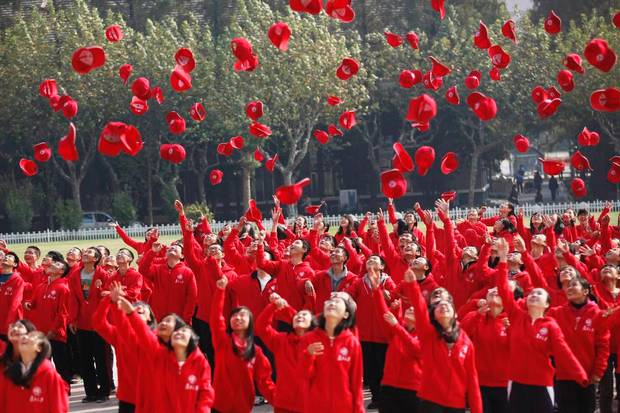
[419,400,465,413]
[481,386,508,413]
[118,400,136,413]
[379,385,419,413]
[77,329,111,398]
[508,381,553,413]
[193,317,215,370]
[66,329,81,378]
[50,339,72,384]
[556,381,595,413]
[599,354,618,413]
[361,341,388,404]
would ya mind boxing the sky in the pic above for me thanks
[505,0,533,11]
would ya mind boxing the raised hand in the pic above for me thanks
[216,275,228,290]
[383,312,398,326]
[307,342,325,356]
[174,200,184,215]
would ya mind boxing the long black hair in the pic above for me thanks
[135,301,157,330]
[226,306,256,361]
[4,331,52,387]
[0,319,36,367]
[428,299,460,344]
[529,213,545,235]
[336,215,356,236]
[159,313,187,347]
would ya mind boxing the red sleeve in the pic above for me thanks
[494,262,516,317]
[392,323,422,357]
[124,270,143,303]
[223,229,246,270]
[197,357,214,413]
[255,303,285,352]
[350,340,365,413]
[308,230,330,269]
[92,297,118,346]
[522,251,548,290]
[550,322,589,386]
[387,203,397,225]
[593,314,611,379]
[210,287,229,350]
[256,245,281,275]
[125,308,159,354]
[601,221,612,255]
[562,252,592,283]
[254,350,275,402]
[466,344,483,413]
[480,215,500,226]
[47,363,70,413]
[115,225,143,252]
[425,222,436,262]
[402,281,433,339]
[138,250,156,282]
[378,219,399,265]
[182,217,203,273]
[199,216,212,235]
[183,269,198,324]
[357,216,368,237]
[598,205,612,224]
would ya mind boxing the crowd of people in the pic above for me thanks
[0,196,619,413]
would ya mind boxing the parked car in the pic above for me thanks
[81,211,115,229]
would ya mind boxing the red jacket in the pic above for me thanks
[223,228,257,275]
[115,225,154,255]
[345,274,396,343]
[227,272,277,321]
[67,264,110,331]
[27,277,70,343]
[594,283,620,354]
[547,300,610,381]
[16,261,46,300]
[300,328,364,413]
[305,268,358,315]
[0,273,24,334]
[1,359,68,413]
[377,219,409,284]
[103,268,143,303]
[403,281,482,413]
[139,251,197,323]
[210,287,275,413]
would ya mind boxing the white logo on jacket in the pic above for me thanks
[536,327,549,341]
[3,286,13,296]
[459,345,469,360]
[29,386,44,403]
[175,274,185,284]
[583,318,594,332]
[337,346,351,362]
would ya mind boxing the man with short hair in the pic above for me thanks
[0,252,25,341]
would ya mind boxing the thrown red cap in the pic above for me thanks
[339,110,356,130]
[131,77,151,100]
[399,69,422,88]
[98,122,143,157]
[537,98,562,119]
[33,142,51,162]
[325,0,355,23]
[474,21,491,49]
[129,96,149,116]
[60,96,78,119]
[170,66,192,93]
[393,142,414,172]
[246,100,264,121]
[590,87,620,112]
[275,178,311,205]
[152,87,164,104]
[440,152,459,174]
[229,136,244,149]
[336,58,360,80]
[531,86,548,104]
[608,161,620,184]
[58,123,79,161]
[467,92,497,121]
[49,95,62,112]
[502,19,517,43]
[305,202,324,215]
[166,112,186,135]
[547,86,561,100]
[105,25,123,42]
[422,71,443,91]
[119,64,132,86]
[584,38,617,73]
[71,46,106,75]
[19,159,38,176]
[209,169,224,186]
[314,130,330,145]
[445,85,460,105]
[464,70,481,90]
[544,10,562,35]
[254,149,265,162]
[614,11,620,28]
[160,143,186,164]
[406,32,419,49]
[571,151,593,171]
[231,38,259,72]
[578,127,600,147]
[489,67,501,81]
[190,102,206,122]
[563,54,585,74]
[429,56,451,77]
[327,95,343,106]
[289,0,322,14]
[266,154,279,172]
[570,178,587,198]
[385,31,403,47]
[557,70,574,92]
[513,134,530,153]
[249,121,272,138]
[441,191,456,202]
[217,143,233,157]
[406,94,437,128]
[245,199,263,223]
[381,169,407,199]
[268,22,292,51]
[415,146,436,176]
[39,79,57,99]
[488,45,511,69]
[539,158,565,175]
[328,124,343,137]
[175,48,196,73]
[430,0,445,19]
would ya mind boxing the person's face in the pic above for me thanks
[292,310,312,330]
[103,256,117,272]
[601,266,619,281]
[295,217,306,227]
[366,255,384,271]
[433,300,455,322]
[578,214,588,224]
[203,233,218,248]
[208,244,224,260]
[329,247,346,265]
[499,203,510,216]
[18,332,42,357]
[290,240,305,256]
[486,287,503,308]
[46,260,65,277]
[246,241,258,258]
[493,220,503,233]
[319,236,335,251]
[66,248,81,263]
[605,248,620,264]
[116,251,131,266]
[467,209,479,222]
[531,214,543,226]
[559,267,577,285]
[166,245,183,260]
[2,254,16,270]
[82,248,97,264]
[24,248,38,263]
[230,309,250,332]
[146,228,158,240]
[531,235,546,249]
[404,213,415,225]
[430,288,451,305]
[170,326,192,349]
[7,322,28,345]
[410,256,428,272]
[157,315,177,340]
[323,296,348,321]
[507,252,522,265]
[527,288,550,309]
[135,304,151,324]
[566,279,588,302]
[404,306,416,324]
[339,216,350,228]
[462,246,478,260]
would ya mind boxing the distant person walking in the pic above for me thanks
[533,171,543,192]
[549,176,559,202]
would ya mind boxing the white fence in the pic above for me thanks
[1,200,618,245]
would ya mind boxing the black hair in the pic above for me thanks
[299,239,311,260]
[226,306,256,361]
[158,313,187,347]
[4,252,19,268]
[47,252,69,277]
[292,217,307,234]
[529,213,544,235]
[25,246,41,258]
[96,245,111,258]
[512,282,525,300]
[86,247,102,266]
[134,301,157,330]
[554,217,566,236]
[4,331,51,388]
[239,223,257,240]
[333,246,349,264]
[276,225,289,241]
[317,295,357,337]
[505,203,516,217]
[45,250,64,262]
[320,234,336,248]
[144,227,157,240]
[577,209,588,217]
[496,218,516,234]
[369,254,386,268]
[176,326,200,357]
[488,255,500,269]
[428,298,460,344]
[336,215,356,236]
[0,319,36,367]
[569,276,598,304]
[118,248,135,262]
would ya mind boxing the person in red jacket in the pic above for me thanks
[301,289,364,413]
[113,223,159,256]
[0,319,36,369]
[103,249,143,303]
[210,275,275,413]
[547,276,609,413]
[0,252,25,342]
[65,247,82,269]
[335,214,358,243]
[22,246,41,271]
[494,238,589,413]
[1,331,68,413]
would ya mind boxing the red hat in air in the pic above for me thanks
[314,130,330,144]
[539,158,565,176]
[415,146,436,176]
[275,178,311,204]
[607,161,620,184]
[152,87,164,104]
[210,169,224,186]
[339,111,357,130]
[19,159,38,176]
[513,134,530,153]
[429,56,451,77]
[190,102,206,122]
[590,87,620,112]
[246,100,264,121]
[570,178,587,198]
[328,124,343,137]
[537,98,562,119]
[557,70,574,92]
[488,45,511,69]
[266,154,279,172]
[464,70,481,90]
[430,0,445,19]
[58,123,79,161]
[474,21,491,49]
[305,202,324,215]
[249,121,272,138]
[467,92,497,121]
[289,0,322,14]
[98,122,143,157]
[406,94,437,129]
[393,142,414,172]
[268,22,292,51]
[406,32,419,49]
[229,136,244,150]
[544,10,562,35]
[440,152,459,174]
[59,96,78,119]
[71,46,106,75]
[381,169,407,199]
[175,48,196,72]
[105,25,123,42]
[160,143,186,164]
[216,142,233,157]
[39,79,57,99]
[577,127,600,147]
[33,142,52,162]
[325,0,355,23]
[254,149,265,162]
[584,38,617,73]
[327,96,343,106]
[166,112,186,135]
[445,85,460,105]
[441,191,456,202]
[399,70,422,88]
[131,77,151,100]
[571,151,593,171]
[563,54,585,74]
[489,67,501,81]
[336,58,360,80]
[385,31,403,47]
[502,19,517,43]
[170,66,192,92]
[119,64,132,86]
[129,96,148,116]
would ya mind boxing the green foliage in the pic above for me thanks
[54,200,82,230]
[4,187,34,232]
[111,192,137,225]
[184,203,214,222]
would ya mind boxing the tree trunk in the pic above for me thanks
[146,157,154,225]
[100,158,120,193]
[241,156,253,208]
[468,150,480,207]
[196,170,207,204]
[70,171,82,211]
[281,168,296,217]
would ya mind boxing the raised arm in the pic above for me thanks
[210,276,230,350]
[401,269,433,338]
[114,223,143,252]
[494,239,516,316]
[92,296,118,346]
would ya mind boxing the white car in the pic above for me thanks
[81,211,115,229]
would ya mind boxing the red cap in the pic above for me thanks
[393,142,414,172]
[98,122,143,157]
[385,31,403,47]
[415,146,436,176]
[577,127,600,147]
[231,37,254,60]
[336,58,360,80]
[39,79,57,99]
[119,64,132,86]
[406,31,419,49]
[584,38,617,73]
[502,19,517,43]
[381,169,407,199]
[216,143,233,157]
[71,46,106,75]
[246,100,264,121]
[245,199,263,223]
[422,71,443,90]
[445,85,460,105]
[325,0,355,23]
[254,149,265,162]
[531,86,548,104]
[590,87,620,112]
[314,130,330,145]
[129,96,149,116]
[170,66,192,92]
[229,136,244,150]
[489,67,501,81]
[289,0,322,14]
[441,191,456,202]
[339,110,357,130]
[327,95,343,106]
[175,48,196,73]
[429,56,451,77]
[60,96,78,119]
[399,69,422,88]
[266,154,279,172]
[19,159,38,176]
[547,86,561,99]
[464,70,481,90]
[209,169,224,186]
[328,124,343,137]
[190,102,206,122]
[614,11,620,29]
[275,178,311,205]
[440,152,459,174]
[537,98,562,119]
[513,134,530,153]
[563,54,585,74]
[539,158,565,176]
[160,143,186,164]
[571,151,593,171]
[488,45,511,69]
[474,21,491,49]
[166,112,186,135]
[544,10,562,35]
[467,92,497,121]
[608,161,620,184]
[131,77,151,100]
[557,70,574,92]
[58,123,79,161]
[152,87,164,104]
[105,25,123,42]
[570,178,587,198]
[33,142,52,162]
[49,95,62,112]
[430,0,445,19]
[268,22,292,51]
[406,94,437,128]
[249,121,272,138]
[305,202,324,215]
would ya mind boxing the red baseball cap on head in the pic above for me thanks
[429,56,451,77]
[608,161,620,184]
[217,142,233,157]
[406,94,437,127]
[393,142,414,172]
[488,45,511,69]
[328,124,343,137]
[266,154,279,172]
[578,127,600,147]
[544,10,562,35]
[406,31,419,49]
[166,112,186,135]
[430,0,446,19]
[246,100,264,121]
[467,92,497,121]
[339,111,357,130]
[571,151,593,171]
[209,169,224,186]
[513,134,530,153]
[336,58,360,80]
[175,48,196,73]
[474,21,491,49]
[229,136,244,149]
[190,102,206,122]
[445,85,460,105]
[60,96,78,119]
[268,22,292,51]
[563,54,585,74]
[105,25,123,42]
[39,79,57,99]
[131,77,151,100]
[464,70,481,90]
[170,66,192,93]
[325,0,355,23]
[33,142,52,162]
[129,96,148,116]
[58,123,78,161]
[441,191,456,202]
[614,11,620,28]
[557,70,574,92]
[160,143,186,164]
[254,149,265,162]
[275,178,311,205]
[19,159,38,176]
[399,70,422,88]
[584,38,617,73]
[305,202,324,215]
[385,31,403,47]
[531,86,548,104]
[327,96,343,106]
[152,87,164,104]
[539,158,565,175]
[381,169,407,199]
[249,121,272,138]
[502,19,517,43]
[415,146,436,176]
[440,152,459,174]
[570,178,587,198]
[289,0,322,14]
[590,87,620,112]
[71,46,106,75]
[119,64,132,86]
[314,130,330,144]
[537,98,562,119]
[489,67,501,81]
